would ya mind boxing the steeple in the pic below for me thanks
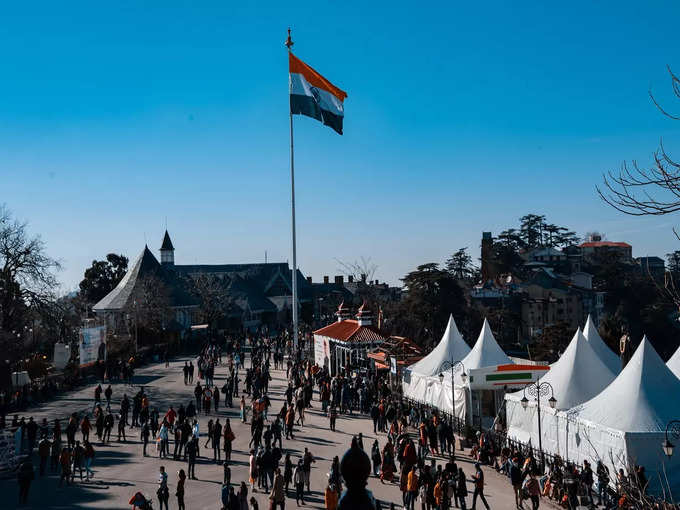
[356,301,373,326]
[336,301,351,322]
[160,230,175,266]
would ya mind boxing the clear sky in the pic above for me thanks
[3,1,680,292]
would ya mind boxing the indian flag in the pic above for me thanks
[289,53,348,135]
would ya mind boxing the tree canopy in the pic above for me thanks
[79,253,128,305]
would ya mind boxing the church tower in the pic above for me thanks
[160,230,175,266]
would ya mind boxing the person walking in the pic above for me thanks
[284,453,293,495]
[157,466,170,510]
[17,458,34,505]
[176,468,186,510]
[37,436,51,476]
[471,463,490,510]
[325,482,339,510]
[186,436,197,480]
[302,447,314,494]
[510,457,524,509]
[224,418,234,461]
[456,467,468,510]
[83,440,95,481]
[270,467,285,510]
[406,465,418,510]
[104,385,112,409]
[294,459,305,506]
[213,419,223,462]
[141,421,150,456]
[525,472,540,510]
[58,447,71,486]
[249,449,258,492]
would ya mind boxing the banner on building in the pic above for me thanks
[467,364,549,391]
[79,325,107,367]
[314,335,330,369]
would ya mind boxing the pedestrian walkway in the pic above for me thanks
[0,355,546,509]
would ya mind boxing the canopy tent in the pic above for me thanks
[450,318,512,385]
[439,318,514,427]
[583,314,621,374]
[505,328,617,450]
[406,314,470,377]
[668,345,680,379]
[563,337,680,495]
[402,314,471,420]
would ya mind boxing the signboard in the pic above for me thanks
[313,335,330,368]
[467,364,549,390]
[390,356,397,375]
[53,343,70,370]
[79,325,107,367]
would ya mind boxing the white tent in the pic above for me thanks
[583,314,621,374]
[402,314,471,418]
[564,337,680,495]
[667,345,680,379]
[452,318,512,385]
[406,314,471,376]
[505,328,617,451]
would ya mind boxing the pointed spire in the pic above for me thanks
[583,314,620,374]
[161,230,174,251]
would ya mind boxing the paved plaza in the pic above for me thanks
[1,356,535,510]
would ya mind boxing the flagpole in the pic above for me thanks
[285,28,299,355]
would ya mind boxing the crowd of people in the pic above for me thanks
[7,333,680,510]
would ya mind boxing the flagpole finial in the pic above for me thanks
[285,28,294,51]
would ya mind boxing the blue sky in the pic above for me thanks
[3,1,680,291]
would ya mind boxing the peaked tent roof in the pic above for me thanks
[161,230,174,251]
[583,314,620,374]
[568,336,680,432]
[462,318,512,368]
[406,314,471,377]
[667,345,680,379]
[93,246,161,311]
[507,328,616,409]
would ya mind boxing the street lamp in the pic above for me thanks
[522,381,557,469]
[439,359,467,434]
[662,420,680,458]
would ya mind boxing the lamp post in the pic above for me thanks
[439,360,467,433]
[662,420,680,458]
[520,381,556,469]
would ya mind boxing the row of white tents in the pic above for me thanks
[402,314,680,495]
[402,315,513,422]
[507,318,680,495]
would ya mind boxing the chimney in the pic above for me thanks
[334,275,344,285]
[323,276,329,284]
[306,276,312,284]
[360,273,367,282]
[348,275,354,283]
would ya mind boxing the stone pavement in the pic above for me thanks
[0,356,540,510]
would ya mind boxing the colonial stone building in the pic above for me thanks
[93,231,313,345]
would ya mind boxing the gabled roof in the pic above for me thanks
[93,246,161,311]
[568,337,680,432]
[93,246,197,312]
[161,230,174,251]
[406,314,471,377]
[583,314,621,374]
[507,328,616,409]
[667,345,680,379]
[313,319,388,343]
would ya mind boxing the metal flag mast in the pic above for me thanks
[285,28,299,353]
